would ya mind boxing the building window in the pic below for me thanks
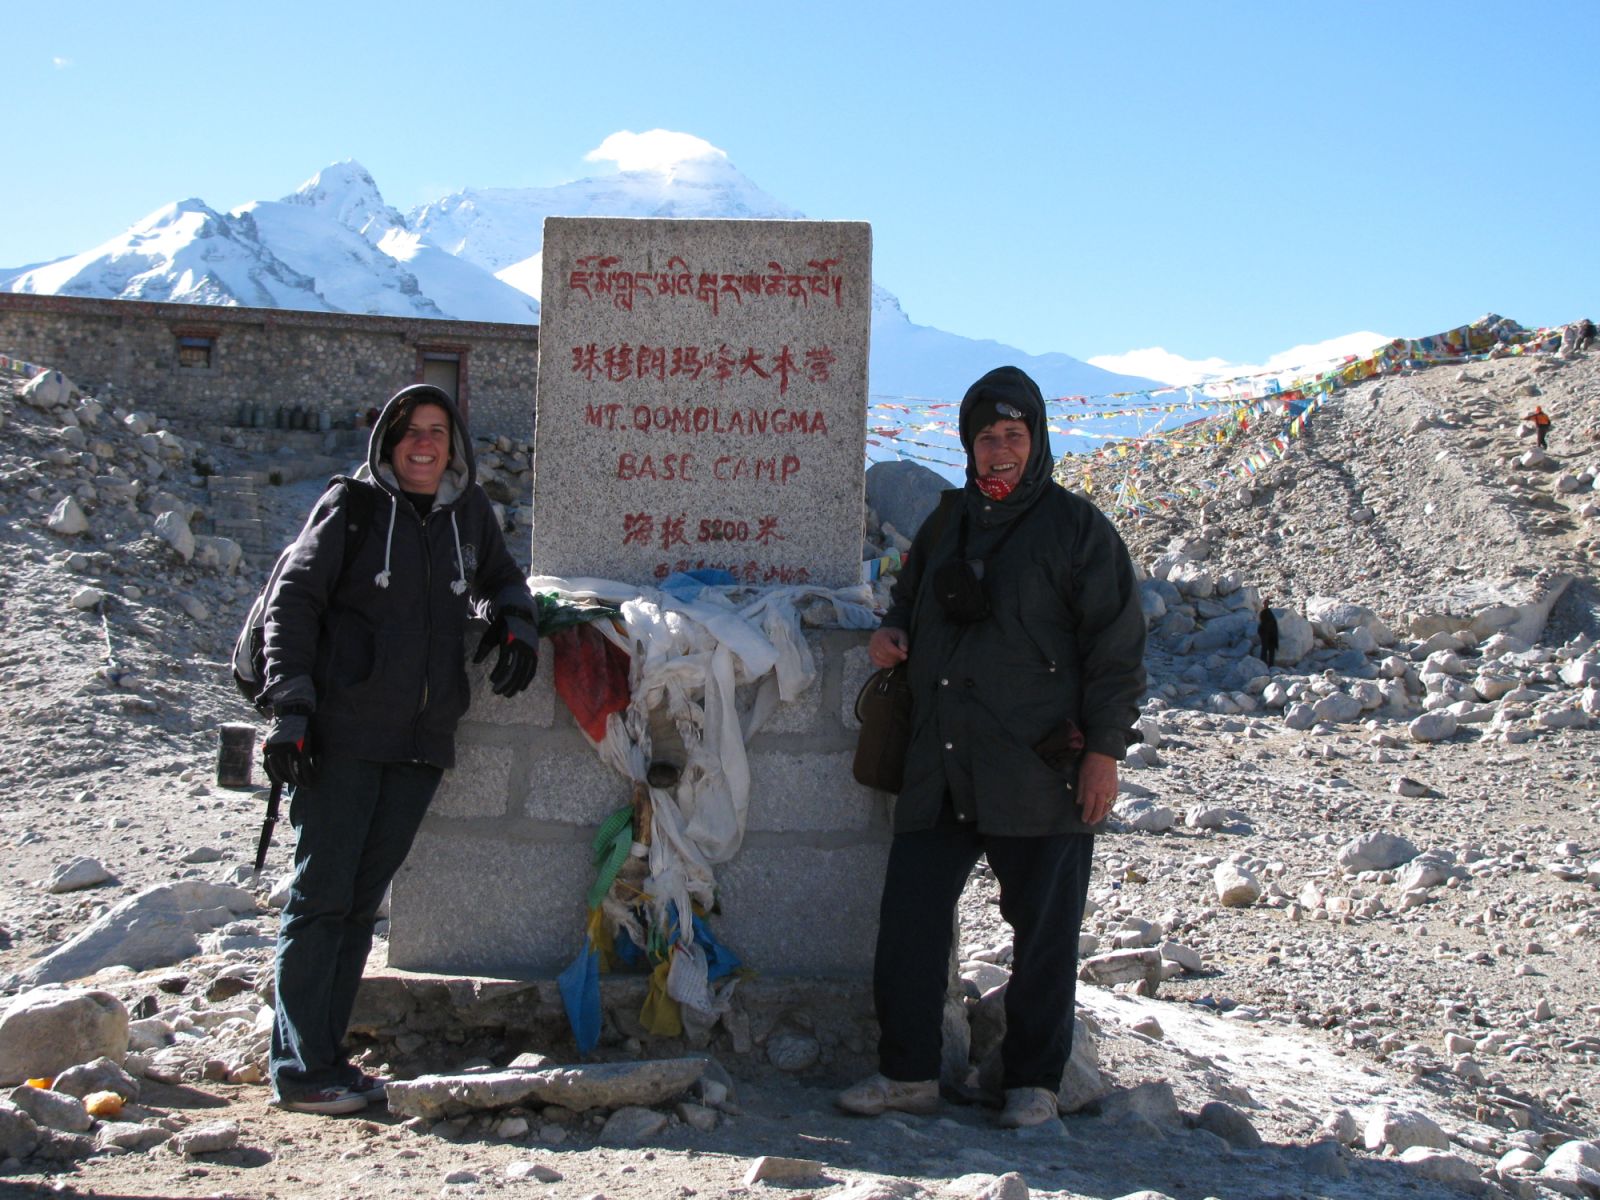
[177,335,214,369]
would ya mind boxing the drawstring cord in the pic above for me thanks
[372,488,468,595]
[374,492,397,588]
[449,512,468,595]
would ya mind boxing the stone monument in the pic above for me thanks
[386,218,891,1012]
[531,217,872,589]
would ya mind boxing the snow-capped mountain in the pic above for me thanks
[0,134,1157,402]
[2,163,540,324]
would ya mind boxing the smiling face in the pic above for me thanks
[972,418,1032,483]
[389,401,452,495]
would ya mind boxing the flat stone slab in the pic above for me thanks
[1403,573,1572,643]
[385,1057,711,1120]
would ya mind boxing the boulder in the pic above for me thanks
[1538,1140,1600,1195]
[21,881,256,986]
[20,369,78,409]
[1396,1146,1484,1190]
[1214,861,1262,907]
[1195,1100,1264,1148]
[0,1099,41,1160]
[45,857,113,894]
[153,510,195,562]
[6,1085,91,1133]
[47,497,89,536]
[1363,1106,1449,1153]
[192,535,243,572]
[864,460,946,544]
[1408,711,1458,743]
[1111,797,1175,833]
[0,989,129,1086]
[1337,832,1419,873]
[50,1057,140,1102]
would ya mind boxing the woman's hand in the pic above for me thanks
[869,627,909,668]
[1077,752,1118,826]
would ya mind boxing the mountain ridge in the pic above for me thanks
[0,150,1162,407]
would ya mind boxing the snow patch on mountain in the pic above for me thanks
[1091,331,1393,388]
[281,160,406,242]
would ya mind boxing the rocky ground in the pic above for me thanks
[0,335,1597,1200]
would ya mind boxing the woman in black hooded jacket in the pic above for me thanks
[259,384,539,1115]
[838,365,1146,1128]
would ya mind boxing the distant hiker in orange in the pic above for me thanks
[1524,405,1552,450]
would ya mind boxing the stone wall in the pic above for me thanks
[0,294,539,439]
[389,628,891,981]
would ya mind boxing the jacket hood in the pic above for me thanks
[358,384,475,507]
[958,366,1053,504]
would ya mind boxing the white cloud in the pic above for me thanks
[52,56,72,69]
[1091,331,1393,389]
[1089,347,1234,388]
[584,130,726,172]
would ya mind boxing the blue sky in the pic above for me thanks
[8,1,1596,365]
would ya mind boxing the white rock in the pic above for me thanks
[1537,706,1588,730]
[1112,798,1176,833]
[505,1161,563,1181]
[1284,702,1317,731]
[21,881,256,986]
[1157,941,1202,973]
[192,535,243,572]
[1498,1148,1544,1176]
[21,369,78,408]
[1213,861,1262,907]
[1409,711,1458,743]
[1338,832,1419,873]
[153,510,195,562]
[170,1119,240,1156]
[69,587,106,610]
[47,496,89,536]
[0,988,130,1086]
[1364,1106,1449,1153]
[1538,1140,1600,1194]
[45,857,113,894]
[1311,692,1363,723]
[1396,1146,1483,1189]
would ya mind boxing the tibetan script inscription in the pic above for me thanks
[567,255,846,316]
[533,217,871,589]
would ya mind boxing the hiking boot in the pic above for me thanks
[345,1071,389,1103]
[996,1086,1059,1128]
[835,1073,939,1116]
[273,1085,368,1116]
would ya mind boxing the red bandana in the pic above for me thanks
[976,474,1015,501]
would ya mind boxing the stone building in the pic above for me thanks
[0,293,539,439]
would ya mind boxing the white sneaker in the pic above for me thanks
[996,1086,1059,1128]
[835,1073,939,1116]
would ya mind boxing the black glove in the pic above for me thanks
[262,705,317,788]
[473,609,539,698]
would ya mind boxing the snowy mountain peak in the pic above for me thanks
[410,132,802,277]
[282,160,405,242]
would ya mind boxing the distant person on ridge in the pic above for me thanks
[837,365,1146,1129]
[1524,404,1552,450]
[1258,600,1280,669]
[260,384,540,1116]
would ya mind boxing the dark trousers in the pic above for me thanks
[872,824,1094,1091]
[270,752,440,1096]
